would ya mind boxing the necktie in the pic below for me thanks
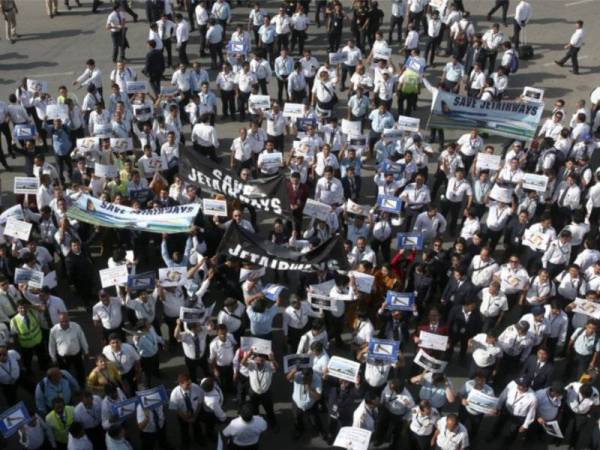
[193,334,201,359]
[183,392,193,413]
[559,187,569,207]
[392,320,400,341]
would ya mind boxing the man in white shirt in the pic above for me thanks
[555,20,584,75]
[106,4,126,63]
[48,312,89,384]
[413,205,447,243]
[492,375,537,443]
[223,403,268,448]
[512,0,532,48]
[169,373,204,448]
[432,414,469,450]
[242,350,279,429]
[174,14,190,65]
[482,23,505,73]
[440,168,472,235]
[191,114,219,161]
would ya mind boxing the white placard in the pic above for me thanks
[521,173,549,192]
[202,199,228,217]
[13,177,39,194]
[249,94,271,111]
[240,336,272,355]
[542,420,564,439]
[160,86,179,96]
[260,152,283,170]
[158,267,187,287]
[45,104,69,122]
[0,205,24,225]
[373,47,392,60]
[43,270,57,289]
[283,354,312,372]
[327,356,361,383]
[27,79,48,93]
[334,427,372,450]
[308,292,335,311]
[397,116,420,132]
[76,137,100,152]
[283,102,305,118]
[418,331,448,351]
[239,267,266,282]
[466,390,499,415]
[309,279,336,296]
[413,349,448,373]
[350,271,374,294]
[328,52,347,65]
[179,306,206,323]
[489,184,513,203]
[522,86,544,103]
[303,198,332,222]
[140,155,167,174]
[14,268,44,289]
[126,81,148,94]
[94,163,120,179]
[572,298,600,320]
[476,153,501,171]
[345,199,370,217]
[429,0,448,12]
[341,119,362,137]
[3,218,32,241]
[132,104,153,119]
[110,138,133,153]
[99,265,129,288]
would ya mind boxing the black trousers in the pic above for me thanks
[149,77,161,96]
[440,199,463,234]
[21,343,49,373]
[141,426,170,450]
[276,33,289,53]
[178,415,203,449]
[487,50,499,73]
[193,142,218,162]
[293,402,323,434]
[291,29,306,54]
[389,15,403,43]
[141,354,160,386]
[291,89,305,103]
[257,78,268,95]
[250,390,278,425]
[198,25,208,56]
[398,92,418,116]
[341,64,355,88]
[277,76,289,103]
[185,356,208,383]
[492,409,529,443]
[487,0,509,24]
[178,40,189,65]
[424,36,440,65]
[162,38,173,67]
[208,42,223,68]
[111,31,126,62]
[459,406,484,438]
[216,364,234,394]
[238,91,250,120]
[57,352,86,385]
[557,46,580,73]
[512,20,523,48]
[221,90,236,116]
[328,30,342,52]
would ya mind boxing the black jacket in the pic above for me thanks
[441,277,476,306]
[144,49,165,79]
[519,355,555,391]
[447,304,483,338]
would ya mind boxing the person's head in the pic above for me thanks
[107,424,125,441]
[584,319,599,336]
[575,19,583,29]
[52,397,65,414]
[58,312,70,330]
[536,346,549,362]
[47,367,63,384]
[515,375,531,392]
[177,372,192,391]
[239,402,254,422]
[516,320,530,335]
[108,334,122,352]
[445,414,459,431]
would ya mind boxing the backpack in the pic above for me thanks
[509,50,519,74]
[454,21,468,46]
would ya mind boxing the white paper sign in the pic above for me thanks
[45,104,69,122]
[572,298,600,320]
[179,306,206,323]
[13,177,39,194]
[489,184,513,203]
[132,104,153,119]
[309,279,336,296]
[249,94,271,111]
[476,153,502,171]
[3,218,32,241]
[334,427,372,450]
[328,52,347,65]
[140,155,167,174]
[77,137,100,152]
[260,152,283,169]
[158,267,187,287]
[350,271,374,294]
[522,86,544,103]
[345,199,370,217]
[341,119,362,137]
[94,163,120,179]
[240,336,272,355]
[110,138,133,153]
[418,331,448,351]
[202,199,228,217]
[307,292,335,311]
[413,349,448,373]
[327,356,361,383]
[99,265,129,288]
[283,102,305,118]
[14,268,44,289]
[27,79,48,93]
[521,173,549,192]
[373,47,392,60]
[303,198,332,222]
[542,420,564,439]
[397,116,420,132]
[283,354,311,372]
[466,390,499,415]
[126,81,148,94]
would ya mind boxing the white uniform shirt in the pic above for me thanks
[102,343,140,374]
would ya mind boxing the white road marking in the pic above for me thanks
[565,0,594,6]
[28,71,74,78]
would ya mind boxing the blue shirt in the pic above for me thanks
[246,304,279,336]
[368,110,395,133]
[274,56,294,78]
[135,327,163,357]
[34,371,80,414]
[47,125,72,156]
[292,372,322,411]
[348,95,369,117]
[340,157,362,177]
[258,25,275,44]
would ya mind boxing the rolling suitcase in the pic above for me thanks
[518,28,534,59]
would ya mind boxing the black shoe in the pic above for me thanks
[3,165,11,171]
[554,60,564,67]
[66,4,71,10]
[133,14,138,22]
[76,0,81,6]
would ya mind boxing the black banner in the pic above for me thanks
[179,149,290,215]
[217,223,349,272]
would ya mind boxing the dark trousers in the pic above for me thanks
[55,153,73,182]
[512,20,523,48]
[276,33,289,53]
[0,122,13,166]
[221,90,236,117]
[487,0,509,24]
[250,390,278,425]
[328,30,342,52]
[141,354,160,386]
[162,38,173,67]
[410,431,432,450]
[287,325,305,354]
[149,77,161,97]
[141,426,170,450]
[492,409,529,443]
[21,343,49,373]
[208,42,223,68]
[440,199,462,234]
[262,42,274,65]
[341,64,355,88]
[238,91,250,120]
[57,352,85,385]
[424,36,440,65]
[257,78,268,95]
[291,29,306,54]
[178,415,203,449]
[111,31,125,62]
[459,406,484,438]
[370,237,391,263]
[398,92,418,116]
[178,40,189,65]
[487,51,498,74]
[198,25,208,56]
[85,425,105,450]
[216,364,234,394]
[193,142,218,162]
[324,312,344,346]
[557,46,580,73]
[185,356,207,383]
[389,15,403,43]
[291,89,305,103]
[293,402,323,434]
[408,11,424,32]
[276,77,289,103]
[374,408,405,447]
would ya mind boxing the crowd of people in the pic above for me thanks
[0,0,600,450]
